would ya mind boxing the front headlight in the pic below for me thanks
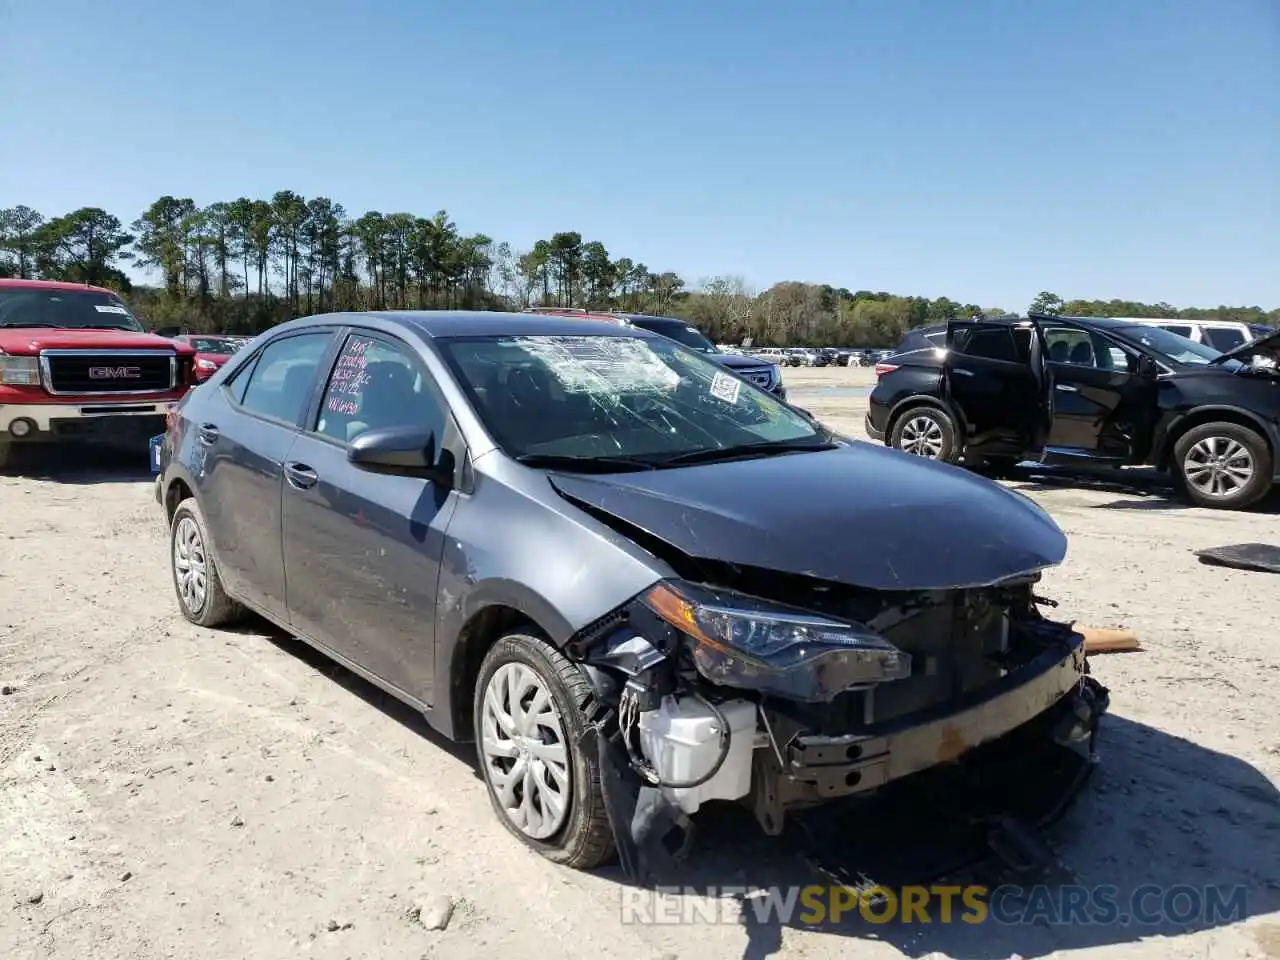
[642,580,911,702]
[0,354,41,386]
[196,358,217,370]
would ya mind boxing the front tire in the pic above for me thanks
[170,497,243,626]
[889,406,959,462]
[474,632,614,869]
[1172,421,1272,510]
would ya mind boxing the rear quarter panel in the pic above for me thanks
[868,361,947,435]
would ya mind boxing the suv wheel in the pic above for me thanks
[474,631,614,869]
[1173,422,1272,510]
[170,498,243,626]
[890,407,958,462]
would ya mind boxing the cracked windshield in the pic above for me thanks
[443,334,824,463]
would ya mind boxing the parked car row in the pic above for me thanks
[743,346,896,368]
[867,314,1280,509]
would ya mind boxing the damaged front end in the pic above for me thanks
[567,569,1109,879]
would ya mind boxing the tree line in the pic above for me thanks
[1,200,1274,348]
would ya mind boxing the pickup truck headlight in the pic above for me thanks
[642,580,911,702]
[0,354,41,386]
[196,358,217,371]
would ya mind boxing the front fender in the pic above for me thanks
[1153,404,1280,472]
[429,465,671,739]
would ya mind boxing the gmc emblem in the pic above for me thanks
[88,365,142,379]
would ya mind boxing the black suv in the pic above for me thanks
[866,315,1280,510]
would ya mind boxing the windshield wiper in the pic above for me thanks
[655,438,839,467]
[0,321,57,328]
[514,453,659,473]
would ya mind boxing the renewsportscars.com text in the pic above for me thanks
[620,883,1249,927]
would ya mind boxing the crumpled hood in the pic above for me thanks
[549,443,1067,591]
[0,328,192,355]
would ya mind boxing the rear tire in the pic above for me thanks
[0,441,10,470]
[473,631,614,869]
[1172,421,1272,510]
[889,406,959,463]
[170,497,243,627]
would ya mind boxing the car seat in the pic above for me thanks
[279,362,319,422]
[345,361,420,442]
[1068,341,1094,365]
[1049,340,1070,362]
[499,365,559,443]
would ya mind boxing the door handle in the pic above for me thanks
[952,368,975,377]
[197,423,220,444]
[1055,384,1079,393]
[284,462,319,490]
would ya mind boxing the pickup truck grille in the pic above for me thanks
[41,351,176,395]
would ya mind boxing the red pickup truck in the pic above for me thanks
[0,279,197,468]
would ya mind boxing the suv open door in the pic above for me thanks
[943,320,1049,462]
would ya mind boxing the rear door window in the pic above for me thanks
[1044,327,1095,365]
[954,326,1020,363]
[235,332,333,424]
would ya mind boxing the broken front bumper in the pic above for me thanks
[751,631,1100,834]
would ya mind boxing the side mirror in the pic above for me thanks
[348,425,454,485]
[1134,354,1159,379]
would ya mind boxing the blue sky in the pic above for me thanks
[2,0,1276,312]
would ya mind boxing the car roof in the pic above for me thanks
[613,312,684,324]
[0,278,121,295]
[1104,316,1249,329]
[289,310,655,340]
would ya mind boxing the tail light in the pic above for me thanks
[873,362,899,377]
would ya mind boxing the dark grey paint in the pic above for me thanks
[281,430,459,705]
[549,443,1067,591]
[163,310,1069,744]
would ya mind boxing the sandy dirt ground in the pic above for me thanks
[2,366,1278,960]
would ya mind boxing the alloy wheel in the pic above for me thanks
[173,516,208,613]
[479,662,572,840]
[899,415,946,459]
[1183,436,1255,500]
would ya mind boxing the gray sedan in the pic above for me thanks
[155,310,1106,874]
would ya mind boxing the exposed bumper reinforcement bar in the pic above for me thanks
[791,637,1085,795]
[751,632,1094,834]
